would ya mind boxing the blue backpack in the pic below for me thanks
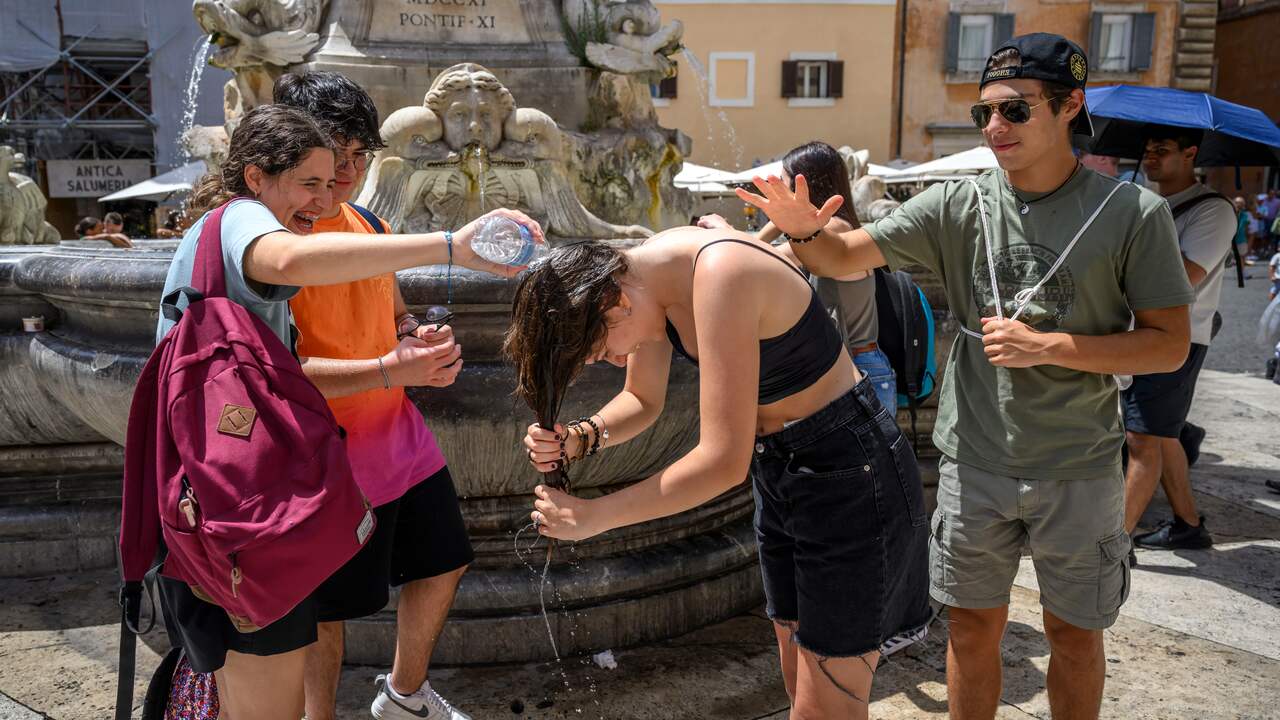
[874,269,937,448]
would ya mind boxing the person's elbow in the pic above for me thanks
[1150,308,1191,373]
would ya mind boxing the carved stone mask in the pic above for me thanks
[440,88,506,152]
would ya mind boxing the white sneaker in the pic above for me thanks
[370,674,472,720]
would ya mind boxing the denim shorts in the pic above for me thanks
[751,378,931,657]
[853,347,897,414]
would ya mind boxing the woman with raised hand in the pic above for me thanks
[700,141,898,413]
[506,224,929,718]
[154,103,542,720]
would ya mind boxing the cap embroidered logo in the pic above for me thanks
[1070,54,1087,82]
[217,404,258,438]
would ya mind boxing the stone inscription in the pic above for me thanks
[368,0,531,44]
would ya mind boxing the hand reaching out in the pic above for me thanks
[734,174,844,240]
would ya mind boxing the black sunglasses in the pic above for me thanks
[969,96,1062,129]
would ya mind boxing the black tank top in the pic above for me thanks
[665,239,843,405]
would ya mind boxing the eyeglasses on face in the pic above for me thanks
[969,96,1063,129]
[335,149,373,172]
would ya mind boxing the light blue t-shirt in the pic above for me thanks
[156,199,298,345]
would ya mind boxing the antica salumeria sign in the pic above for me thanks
[46,159,152,198]
[368,0,531,43]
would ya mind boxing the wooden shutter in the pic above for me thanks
[658,74,678,99]
[1130,13,1156,71]
[944,12,961,72]
[781,60,798,98]
[1089,12,1104,70]
[994,14,1015,48]
[828,61,844,98]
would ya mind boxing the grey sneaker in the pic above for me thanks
[371,674,472,720]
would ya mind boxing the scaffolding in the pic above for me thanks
[0,28,156,172]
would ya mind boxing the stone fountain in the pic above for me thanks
[0,0,768,666]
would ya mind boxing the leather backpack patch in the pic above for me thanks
[217,404,257,438]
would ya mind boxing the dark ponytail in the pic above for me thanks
[782,141,859,229]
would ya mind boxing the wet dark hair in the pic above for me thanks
[503,242,630,421]
[273,71,386,152]
[74,216,101,237]
[187,104,336,217]
[104,211,124,225]
[1144,124,1204,151]
[782,142,859,229]
[986,48,1077,122]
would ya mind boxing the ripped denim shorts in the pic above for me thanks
[751,377,931,657]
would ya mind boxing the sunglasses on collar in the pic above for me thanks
[969,96,1064,129]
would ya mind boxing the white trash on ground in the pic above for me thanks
[592,649,617,670]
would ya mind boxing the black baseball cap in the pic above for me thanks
[980,32,1094,137]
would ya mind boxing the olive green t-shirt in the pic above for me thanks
[866,168,1194,481]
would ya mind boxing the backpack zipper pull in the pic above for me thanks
[178,479,198,528]
[230,555,243,598]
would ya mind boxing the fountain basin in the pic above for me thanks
[4,241,760,663]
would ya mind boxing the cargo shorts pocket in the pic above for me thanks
[929,510,948,589]
[1096,531,1132,616]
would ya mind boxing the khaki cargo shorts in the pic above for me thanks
[929,457,1132,630]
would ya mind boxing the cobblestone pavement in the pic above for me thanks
[2,301,1277,719]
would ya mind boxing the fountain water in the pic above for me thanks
[680,48,746,171]
[179,38,212,162]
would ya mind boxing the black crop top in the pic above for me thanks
[665,239,843,405]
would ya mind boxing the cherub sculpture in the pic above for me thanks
[359,63,650,240]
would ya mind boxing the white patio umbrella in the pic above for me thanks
[674,162,736,193]
[883,146,996,181]
[99,161,206,203]
[723,160,900,186]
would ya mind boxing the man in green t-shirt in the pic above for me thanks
[740,34,1193,720]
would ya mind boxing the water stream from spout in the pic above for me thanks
[680,48,745,170]
[179,38,212,162]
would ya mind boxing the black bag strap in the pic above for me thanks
[347,202,387,234]
[1170,192,1244,289]
[115,566,161,720]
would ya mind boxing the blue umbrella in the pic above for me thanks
[1079,85,1280,166]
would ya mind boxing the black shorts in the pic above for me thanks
[158,575,318,674]
[314,465,474,623]
[751,379,932,657]
[1123,343,1209,438]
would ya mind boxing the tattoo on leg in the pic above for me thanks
[814,651,878,705]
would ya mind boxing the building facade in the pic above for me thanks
[1205,0,1280,197]
[0,0,228,237]
[652,0,898,171]
[892,0,1218,162]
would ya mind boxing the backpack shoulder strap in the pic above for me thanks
[346,202,387,233]
[1171,191,1231,219]
[1169,192,1244,288]
[192,200,238,298]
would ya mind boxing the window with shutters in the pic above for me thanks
[783,54,843,107]
[797,61,828,98]
[945,12,1014,82]
[957,15,995,73]
[1089,12,1155,76]
[1098,14,1133,72]
[650,73,677,106]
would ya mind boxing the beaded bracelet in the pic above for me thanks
[579,416,602,456]
[781,228,822,244]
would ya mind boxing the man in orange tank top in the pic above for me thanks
[276,71,475,720]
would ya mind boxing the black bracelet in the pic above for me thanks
[781,228,822,243]
[579,416,602,456]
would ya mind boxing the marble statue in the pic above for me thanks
[564,0,683,83]
[359,63,650,240]
[0,147,59,245]
[192,0,328,125]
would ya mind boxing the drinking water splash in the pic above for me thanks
[680,48,746,170]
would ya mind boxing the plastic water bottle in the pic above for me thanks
[469,216,544,266]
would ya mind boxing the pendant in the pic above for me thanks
[1019,203,1030,215]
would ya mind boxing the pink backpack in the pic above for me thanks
[118,199,374,632]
